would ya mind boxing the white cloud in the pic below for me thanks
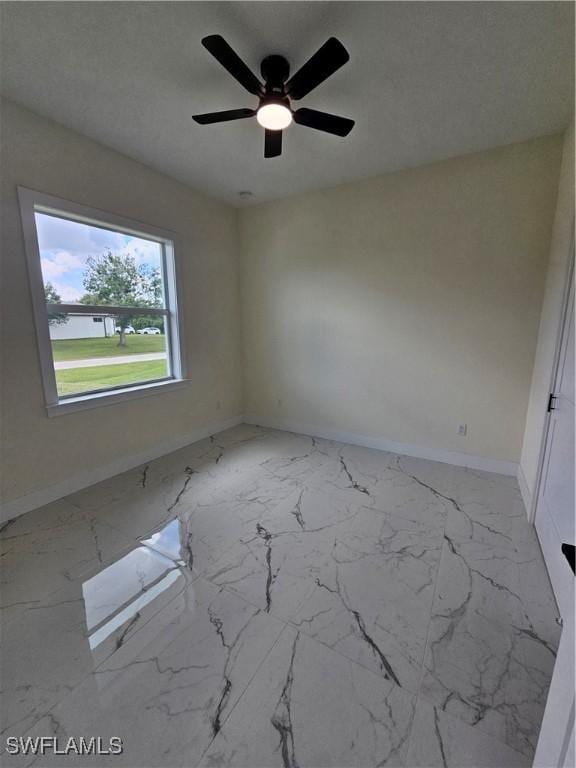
[38,218,162,306]
[118,239,162,268]
[50,281,82,302]
[41,250,85,279]
[35,213,119,255]
[49,281,83,303]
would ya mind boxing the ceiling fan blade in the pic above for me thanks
[264,129,282,158]
[286,38,350,100]
[293,108,354,137]
[193,108,256,125]
[202,35,262,96]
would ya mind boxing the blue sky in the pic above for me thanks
[36,213,162,303]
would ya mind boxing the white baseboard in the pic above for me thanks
[0,414,243,524]
[1,413,520,524]
[516,463,534,520]
[244,414,519,476]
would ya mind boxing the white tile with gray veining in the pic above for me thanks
[420,593,557,758]
[1,542,195,742]
[0,499,136,625]
[200,627,415,768]
[288,506,443,693]
[3,578,285,768]
[1,424,561,766]
[405,697,530,767]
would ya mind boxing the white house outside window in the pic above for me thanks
[18,188,186,415]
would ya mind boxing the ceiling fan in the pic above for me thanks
[192,35,355,158]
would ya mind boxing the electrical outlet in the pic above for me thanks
[277,398,283,408]
[458,424,467,436]
[216,400,221,411]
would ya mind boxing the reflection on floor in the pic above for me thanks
[1,425,560,767]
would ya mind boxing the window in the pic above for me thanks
[19,188,186,415]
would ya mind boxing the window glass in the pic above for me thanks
[34,211,174,400]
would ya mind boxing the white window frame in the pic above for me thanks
[18,186,188,416]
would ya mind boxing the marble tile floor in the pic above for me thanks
[0,424,561,767]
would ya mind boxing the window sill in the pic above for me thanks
[46,378,190,417]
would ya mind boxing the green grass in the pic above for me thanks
[56,360,168,396]
[51,335,165,361]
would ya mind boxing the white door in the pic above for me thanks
[533,270,574,768]
[534,279,574,618]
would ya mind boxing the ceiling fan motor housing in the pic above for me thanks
[260,54,290,94]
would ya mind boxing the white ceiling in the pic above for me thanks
[1,2,573,206]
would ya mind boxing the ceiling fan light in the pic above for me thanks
[256,103,292,130]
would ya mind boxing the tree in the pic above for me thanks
[44,283,68,326]
[131,315,165,333]
[81,249,161,346]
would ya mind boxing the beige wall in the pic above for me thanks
[0,98,566,513]
[0,99,243,508]
[239,137,563,464]
[519,123,574,508]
